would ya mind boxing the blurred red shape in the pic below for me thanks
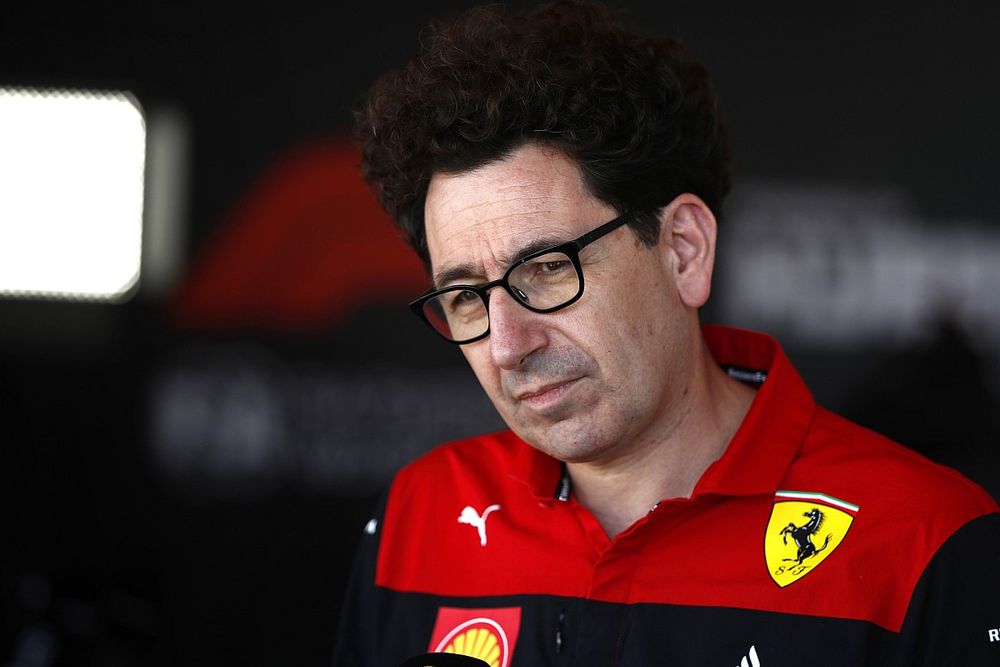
[170,139,427,332]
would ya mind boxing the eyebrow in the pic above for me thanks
[432,234,568,288]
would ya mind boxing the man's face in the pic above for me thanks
[423,143,700,466]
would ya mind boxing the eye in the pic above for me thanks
[444,289,480,311]
[539,259,570,273]
[524,255,572,280]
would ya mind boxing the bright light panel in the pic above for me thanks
[0,88,145,301]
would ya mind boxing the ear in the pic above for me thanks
[657,193,717,308]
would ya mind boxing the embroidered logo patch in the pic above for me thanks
[428,606,521,667]
[764,490,858,587]
[458,504,501,547]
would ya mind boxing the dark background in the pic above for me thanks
[2,1,999,665]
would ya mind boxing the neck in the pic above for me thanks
[566,335,756,538]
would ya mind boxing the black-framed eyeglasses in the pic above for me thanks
[409,211,631,344]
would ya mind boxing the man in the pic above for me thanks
[334,1,1000,665]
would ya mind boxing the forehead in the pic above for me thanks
[424,144,614,284]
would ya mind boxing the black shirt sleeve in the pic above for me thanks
[893,512,1000,665]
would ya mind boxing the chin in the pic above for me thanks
[523,422,612,464]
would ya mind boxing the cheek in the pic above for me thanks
[592,276,682,380]
[583,275,667,347]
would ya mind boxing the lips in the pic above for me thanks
[514,377,582,409]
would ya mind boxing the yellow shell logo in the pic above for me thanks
[434,618,509,667]
[764,491,858,588]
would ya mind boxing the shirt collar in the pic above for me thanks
[693,325,814,497]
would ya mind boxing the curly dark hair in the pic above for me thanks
[355,0,731,270]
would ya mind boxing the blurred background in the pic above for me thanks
[1,1,998,664]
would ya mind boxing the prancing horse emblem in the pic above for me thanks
[780,508,832,564]
[765,493,857,587]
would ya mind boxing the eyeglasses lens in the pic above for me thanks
[422,250,580,342]
[422,289,488,342]
[507,250,579,309]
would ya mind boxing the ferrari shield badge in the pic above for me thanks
[765,490,859,587]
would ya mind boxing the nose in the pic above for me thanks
[487,288,547,370]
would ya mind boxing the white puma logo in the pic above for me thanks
[457,504,501,546]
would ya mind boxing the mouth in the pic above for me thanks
[514,377,582,410]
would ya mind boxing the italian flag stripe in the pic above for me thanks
[775,490,860,513]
